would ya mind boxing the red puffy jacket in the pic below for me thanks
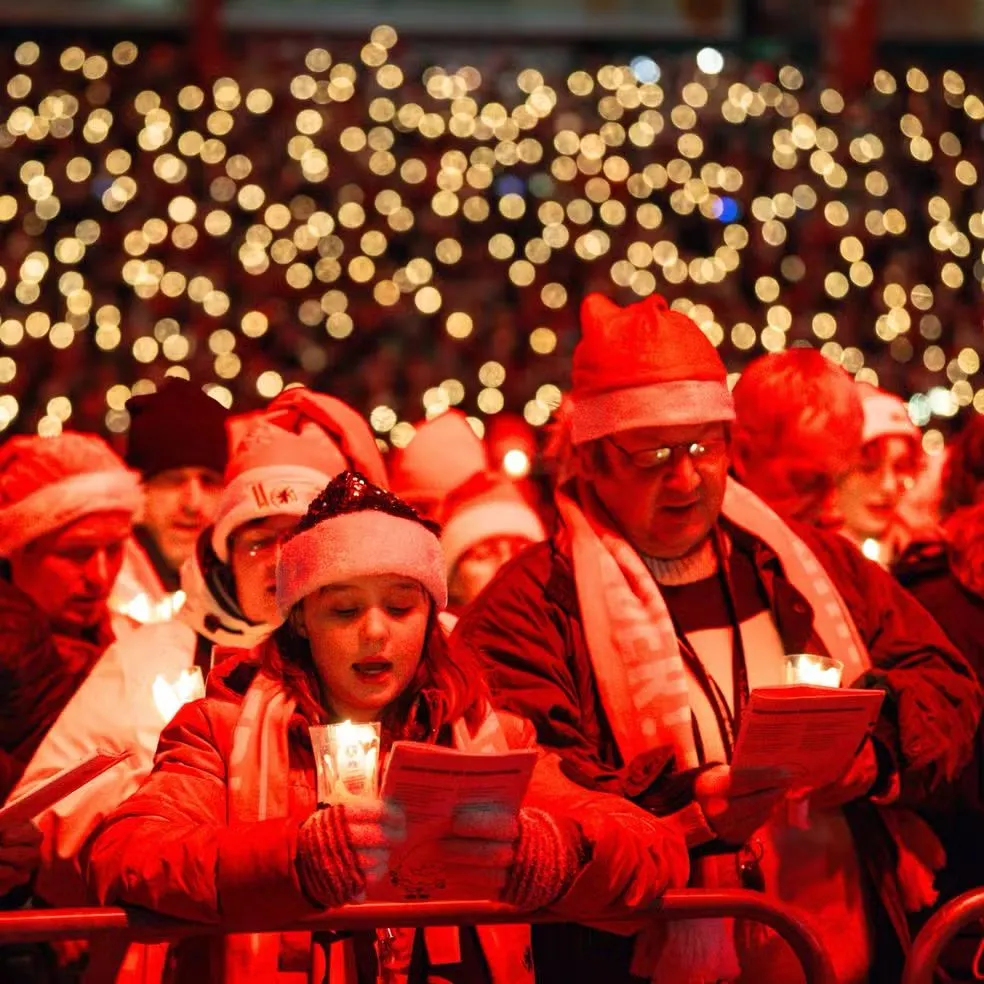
[84,649,689,983]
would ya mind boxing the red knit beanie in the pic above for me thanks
[570,293,734,445]
[125,378,229,480]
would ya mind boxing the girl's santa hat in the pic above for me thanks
[277,471,447,615]
[0,433,142,557]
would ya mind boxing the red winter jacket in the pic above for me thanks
[83,649,689,983]
[449,519,982,980]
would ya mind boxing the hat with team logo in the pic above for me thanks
[211,419,347,562]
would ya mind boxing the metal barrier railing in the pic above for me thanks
[903,887,984,984]
[0,889,837,984]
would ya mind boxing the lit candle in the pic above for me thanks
[152,667,206,725]
[784,653,844,688]
[310,720,381,804]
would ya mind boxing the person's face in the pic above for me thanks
[299,574,430,723]
[229,514,300,624]
[836,436,920,542]
[8,511,132,635]
[582,423,730,559]
[449,535,534,611]
[142,467,223,573]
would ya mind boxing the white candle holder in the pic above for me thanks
[310,720,381,804]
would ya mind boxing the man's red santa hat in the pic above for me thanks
[570,292,735,444]
[0,433,142,557]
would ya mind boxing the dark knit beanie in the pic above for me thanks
[125,379,229,480]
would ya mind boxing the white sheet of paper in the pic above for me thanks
[374,741,537,902]
[0,750,132,830]
[731,685,884,795]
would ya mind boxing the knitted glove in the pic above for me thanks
[503,807,588,911]
[296,800,404,908]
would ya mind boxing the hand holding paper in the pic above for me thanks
[731,685,884,797]
[695,765,790,845]
[807,737,879,810]
[0,820,42,895]
[374,741,537,902]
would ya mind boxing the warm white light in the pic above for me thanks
[502,448,531,478]
[696,48,724,75]
[152,666,205,725]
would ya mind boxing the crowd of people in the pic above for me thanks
[0,288,982,984]
[0,33,983,442]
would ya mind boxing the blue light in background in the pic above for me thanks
[717,196,740,222]
[630,56,661,84]
[494,174,526,197]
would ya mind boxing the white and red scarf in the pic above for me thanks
[557,476,941,983]
[223,655,533,984]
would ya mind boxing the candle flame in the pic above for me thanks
[152,667,205,725]
[786,653,843,688]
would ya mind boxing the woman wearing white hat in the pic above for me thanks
[834,383,922,564]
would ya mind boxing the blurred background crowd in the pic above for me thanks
[0,0,983,477]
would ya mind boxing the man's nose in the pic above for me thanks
[181,476,204,511]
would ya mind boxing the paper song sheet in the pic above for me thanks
[0,749,131,830]
[374,741,537,902]
[731,685,884,795]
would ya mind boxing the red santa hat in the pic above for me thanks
[388,410,489,519]
[858,383,920,446]
[0,432,142,557]
[277,471,447,615]
[211,419,349,562]
[570,293,735,445]
[256,386,387,488]
[440,474,546,575]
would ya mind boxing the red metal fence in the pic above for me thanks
[0,890,836,983]
[902,887,984,984]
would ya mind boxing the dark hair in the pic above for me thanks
[270,606,487,739]
[943,414,984,516]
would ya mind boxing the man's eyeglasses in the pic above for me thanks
[606,435,728,471]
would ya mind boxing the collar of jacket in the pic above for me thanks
[545,519,821,655]
[179,535,278,651]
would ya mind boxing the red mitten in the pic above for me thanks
[503,807,588,911]
[296,804,365,908]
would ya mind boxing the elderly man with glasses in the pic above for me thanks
[450,292,980,984]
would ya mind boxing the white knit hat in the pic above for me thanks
[858,384,920,445]
[440,476,546,575]
[211,419,347,561]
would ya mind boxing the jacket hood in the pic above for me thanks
[178,530,278,651]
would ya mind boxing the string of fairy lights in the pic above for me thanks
[0,29,982,452]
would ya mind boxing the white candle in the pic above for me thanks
[310,720,381,803]
[784,653,843,689]
[152,667,206,726]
